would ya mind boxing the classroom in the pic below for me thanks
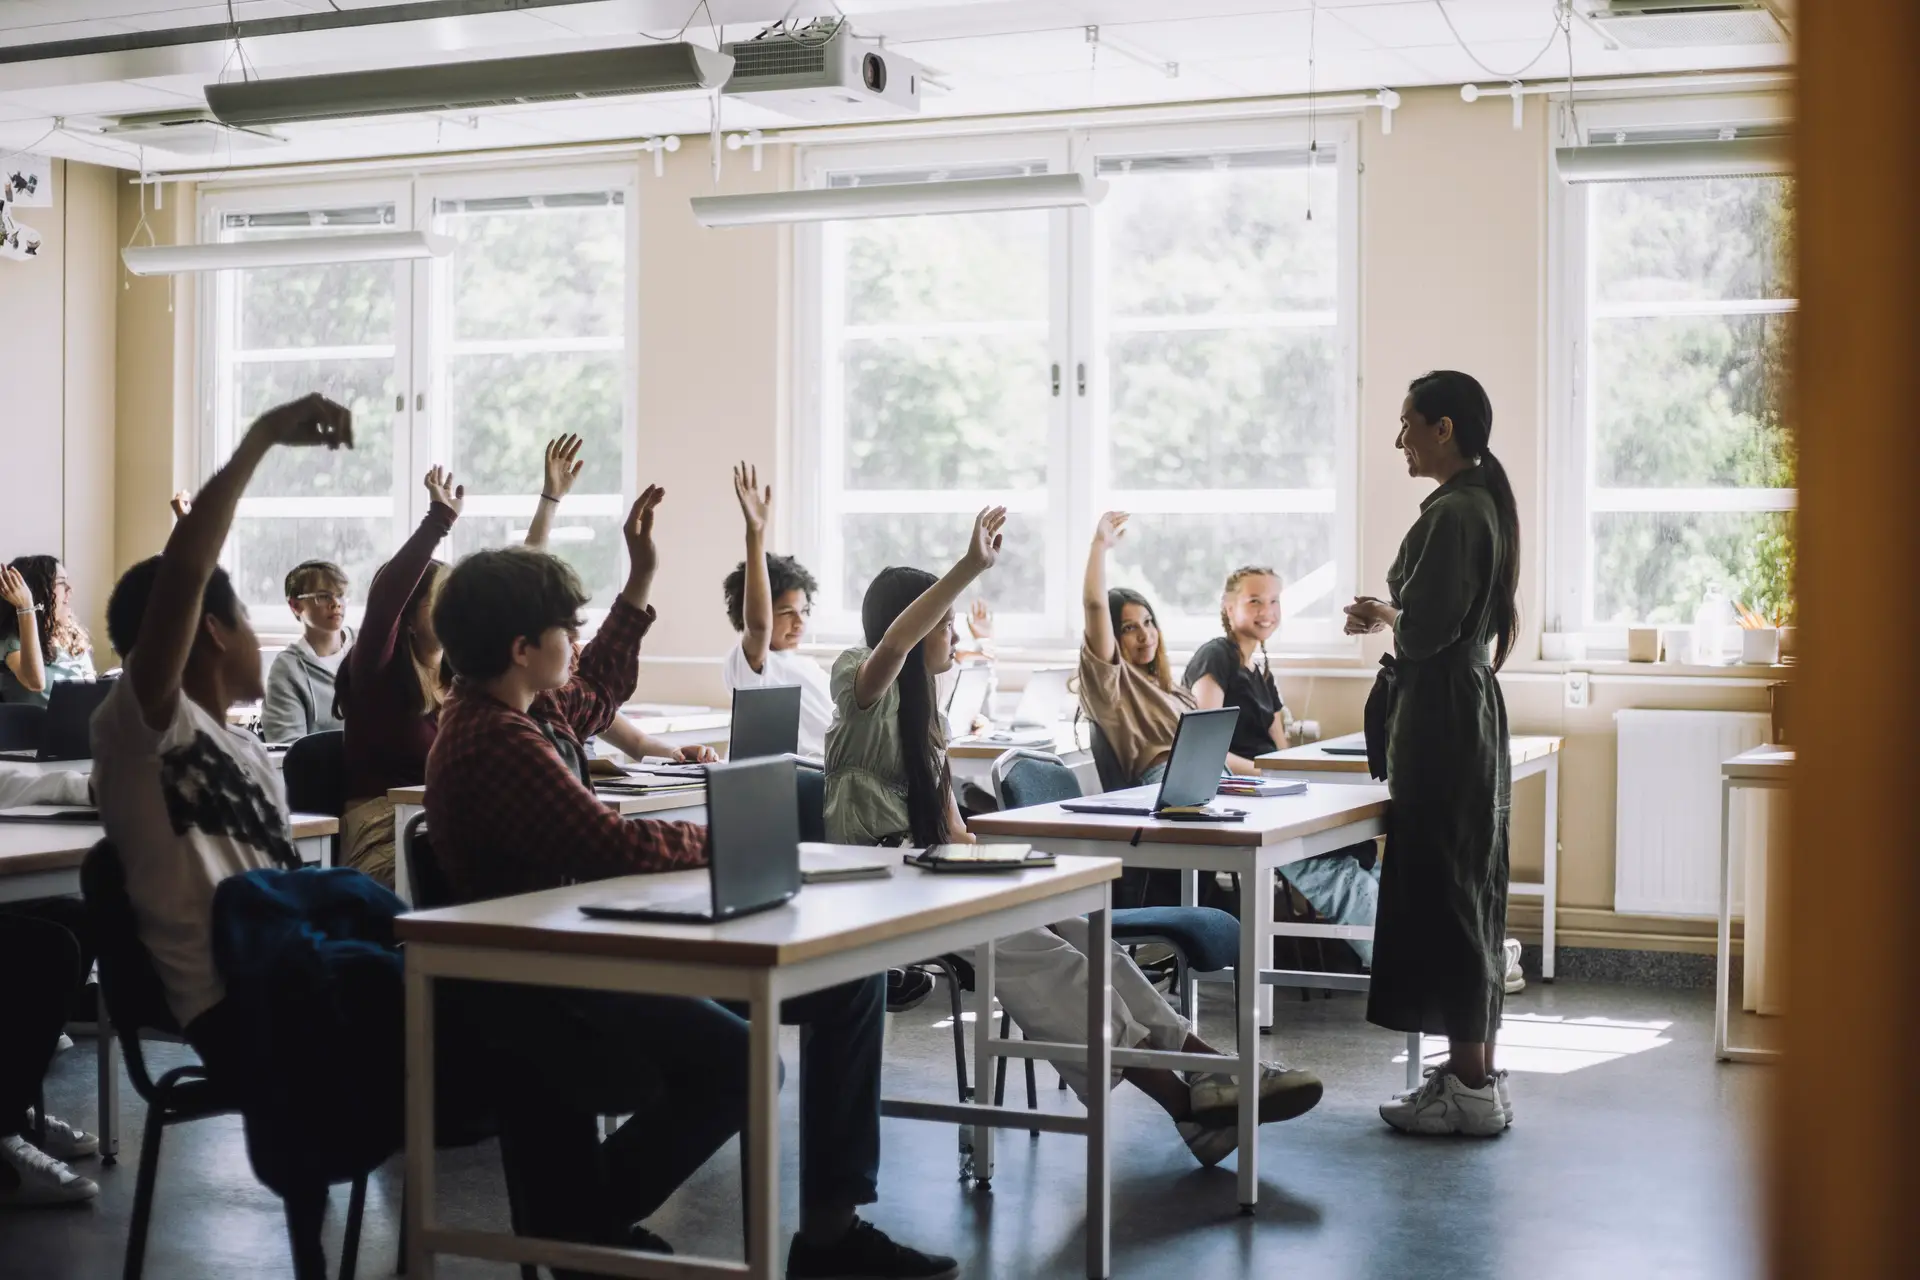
[0,2,1903,1278]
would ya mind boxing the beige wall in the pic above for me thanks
[0,159,118,646]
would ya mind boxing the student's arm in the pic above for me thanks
[598,711,717,764]
[130,394,352,730]
[1,567,46,693]
[258,652,308,744]
[169,491,192,521]
[352,468,461,684]
[854,506,1007,711]
[1081,511,1127,664]
[523,434,583,551]
[732,461,775,673]
[547,488,666,741]
[1190,675,1226,710]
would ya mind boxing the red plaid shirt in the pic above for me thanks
[425,599,708,903]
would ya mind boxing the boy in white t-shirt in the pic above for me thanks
[720,462,831,756]
[92,393,351,1066]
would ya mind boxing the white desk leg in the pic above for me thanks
[971,939,997,1183]
[1085,892,1112,1280]
[96,982,118,1162]
[1543,754,1560,982]
[392,802,421,906]
[747,973,782,1280]
[1714,778,1734,1062]
[1406,1033,1423,1090]
[1236,866,1260,1212]
[1179,868,1199,1019]
[1256,867,1274,1031]
[404,956,437,1279]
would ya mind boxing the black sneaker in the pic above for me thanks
[787,1218,959,1279]
[885,967,934,1014]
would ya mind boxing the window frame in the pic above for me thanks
[1546,93,1794,650]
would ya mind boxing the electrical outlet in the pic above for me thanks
[1564,670,1590,710]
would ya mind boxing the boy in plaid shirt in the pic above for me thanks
[424,487,956,1280]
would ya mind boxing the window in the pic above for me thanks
[797,122,1357,648]
[1551,104,1794,638]
[201,166,636,624]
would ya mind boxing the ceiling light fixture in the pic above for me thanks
[691,171,1107,228]
[121,229,451,276]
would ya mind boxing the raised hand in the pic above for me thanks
[170,491,193,520]
[967,599,994,641]
[543,434,585,501]
[732,461,772,536]
[0,565,33,613]
[424,465,465,516]
[251,392,353,451]
[1092,510,1128,551]
[624,484,667,587]
[962,506,1008,575]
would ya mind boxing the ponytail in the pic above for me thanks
[1408,370,1521,670]
[861,566,952,847]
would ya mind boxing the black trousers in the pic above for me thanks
[0,913,82,1138]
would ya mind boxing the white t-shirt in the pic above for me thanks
[91,678,296,1027]
[721,642,833,757]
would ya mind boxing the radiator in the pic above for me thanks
[1614,709,1771,917]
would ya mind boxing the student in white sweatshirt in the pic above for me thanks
[260,560,351,744]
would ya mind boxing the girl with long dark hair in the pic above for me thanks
[0,556,95,706]
[1345,369,1520,1136]
[826,510,1321,1167]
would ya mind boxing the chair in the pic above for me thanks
[0,702,46,752]
[795,763,827,843]
[81,841,368,1280]
[282,730,347,816]
[1083,718,1130,795]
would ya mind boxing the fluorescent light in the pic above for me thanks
[691,172,1107,228]
[121,230,451,276]
[1555,136,1790,183]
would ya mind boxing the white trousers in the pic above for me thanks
[962,917,1192,1101]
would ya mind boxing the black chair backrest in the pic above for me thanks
[0,702,47,752]
[79,840,175,1100]
[1084,718,1130,793]
[401,812,455,910]
[281,730,347,817]
[795,764,827,843]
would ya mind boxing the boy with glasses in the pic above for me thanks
[260,560,351,743]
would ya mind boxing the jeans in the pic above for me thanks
[462,974,885,1249]
[1139,761,1381,964]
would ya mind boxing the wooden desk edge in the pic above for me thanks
[1256,734,1565,772]
[967,796,1389,847]
[387,786,704,815]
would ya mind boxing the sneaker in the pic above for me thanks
[1176,1119,1238,1168]
[787,1218,958,1280]
[1379,1067,1506,1137]
[885,968,934,1014]
[23,1112,97,1161]
[1492,1068,1514,1129]
[55,1034,73,1052]
[1187,1062,1324,1127]
[1503,939,1526,994]
[0,1135,98,1206]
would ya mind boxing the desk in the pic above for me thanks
[949,721,1095,791]
[1259,732,1565,980]
[968,785,1395,1210]
[396,853,1122,1279]
[1717,744,1791,1063]
[387,784,709,906]
[0,812,338,1163]
[619,709,732,756]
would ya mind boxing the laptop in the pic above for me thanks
[944,663,992,735]
[581,756,803,924]
[1010,667,1074,729]
[0,678,118,763]
[1060,707,1243,817]
[729,684,803,761]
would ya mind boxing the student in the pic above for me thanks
[425,492,957,1279]
[91,394,349,1086]
[1184,560,1380,965]
[259,560,351,744]
[721,462,831,756]
[1345,370,1519,1136]
[336,467,462,887]
[826,510,1321,1168]
[1,556,96,706]
[1075,513,1196,787]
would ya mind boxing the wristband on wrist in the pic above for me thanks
[539,493,560,504]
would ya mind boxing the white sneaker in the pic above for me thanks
[1379,1068,1506,1137]
[24,1111,98,1161]
[1492,1068,1514,1129]
[1188,1062,1325,1126]
[0,1135,99,1206]
[55,1033,73,1052]
[1503,939,1526,994]
[1176,1119,1238,1168]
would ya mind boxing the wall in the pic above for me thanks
[0,159,118,647]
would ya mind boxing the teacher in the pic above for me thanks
[1344,370,1519,1138]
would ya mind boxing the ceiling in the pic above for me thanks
[0,1,1794,173]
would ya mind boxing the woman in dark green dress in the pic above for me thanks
[1344,370,1519,1137]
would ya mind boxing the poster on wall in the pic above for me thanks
[5,153,51,207]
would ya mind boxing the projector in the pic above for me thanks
[722,26,921,121]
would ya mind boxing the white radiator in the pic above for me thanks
[1614,709,1771,917]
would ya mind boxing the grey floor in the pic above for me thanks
[3,968,1769,1280]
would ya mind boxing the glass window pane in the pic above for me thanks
[1592,510,1793,625]
[441,200,626,341]
[1103,156,1336,317]
[1108,328,1337,490]
[1592,176,1792,305]
[238,259,396,351]
[236,358,396,499]
[843,336,1049,490]
[1592,312,1793,488]
[840,513,1044,615]
[448,514,627,610]
[226,516,391,616]
[1110,513,1334,623]
[842,210,1047,326]
[448,351,623,496]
